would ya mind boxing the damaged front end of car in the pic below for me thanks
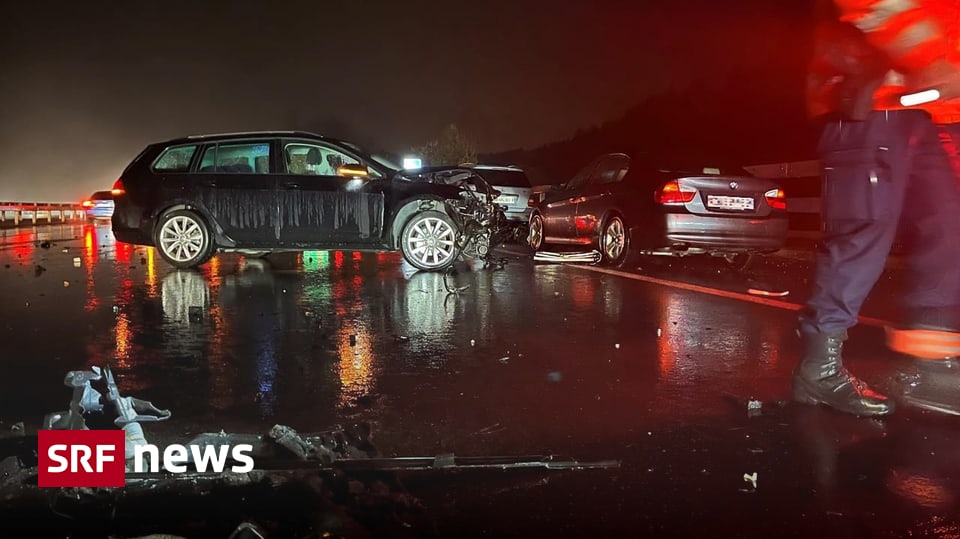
[401,167,513,267]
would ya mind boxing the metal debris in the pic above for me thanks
[533,250,603,264]
[743,472,758,489]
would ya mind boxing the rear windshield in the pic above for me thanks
[472,169,531,188]
[90,191,113,200]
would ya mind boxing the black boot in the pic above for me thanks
[897,358,960,415]
[792,331,894,416]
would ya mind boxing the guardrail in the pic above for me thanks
[0,202,87,226]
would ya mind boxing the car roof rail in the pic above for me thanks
[185,130,324,139]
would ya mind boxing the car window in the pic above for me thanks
[283,143,382,178]
[152,144,198,173]
[472,169,531,188]
[198,142,271,174]
[566,159,599,191]
[590,154,631,185]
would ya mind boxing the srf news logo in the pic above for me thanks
[39,430,126,487]
[38,430,255,488]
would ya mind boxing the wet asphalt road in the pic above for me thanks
[1,222,959,538]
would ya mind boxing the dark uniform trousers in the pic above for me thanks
[799,110,960,335]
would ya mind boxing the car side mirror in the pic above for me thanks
[337,164,369,178]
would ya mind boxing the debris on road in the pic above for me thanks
[33,265,45,277]
[0,366,621,537]
[743,472,758,490]
[62,280,69,287]
[498,356,509,363]
[615,343,620,349]
[39,241,50,249]
[474,423,505,436]
[747,400,762,417]
[443,270,470,294]
[470,339,476,346]
[547,371,563,382]
[72,257,81,267]
[61,248,69,253]
[533,250,602,265]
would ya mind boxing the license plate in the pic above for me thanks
[707,195,754,211]
[494,194,518,204]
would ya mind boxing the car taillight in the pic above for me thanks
[764,188,786,210]
[111,178,125,196]
[81,200,94,208]
[654,180,696,205]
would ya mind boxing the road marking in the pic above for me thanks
[571,264,889,329]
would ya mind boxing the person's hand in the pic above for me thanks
[906,59,960,101]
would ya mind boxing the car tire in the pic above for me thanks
[154,209,215,269]
[528,213,544,251]
[400,210,460,271]
[600,215,630,266]
[722,252,755,272]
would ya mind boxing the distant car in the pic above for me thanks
[528,153,788,269]
[111,131,506,271]
[82,190,115,220]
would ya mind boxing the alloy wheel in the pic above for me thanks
[405,216,457,268]
[602,218,625,261]
[159,215,206,263]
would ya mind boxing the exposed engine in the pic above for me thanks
[407,168,511,264]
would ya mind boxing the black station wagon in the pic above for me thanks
[111,131,497,271]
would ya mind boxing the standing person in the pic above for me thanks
[794,0,960,416]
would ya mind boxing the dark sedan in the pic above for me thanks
[527,153,788,269]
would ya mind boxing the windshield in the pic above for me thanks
[369,153,402,171]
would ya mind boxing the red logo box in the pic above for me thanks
[38,430,126,488]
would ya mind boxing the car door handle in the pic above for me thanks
[282,182,300,189]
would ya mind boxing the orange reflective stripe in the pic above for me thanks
[885,327,960,359]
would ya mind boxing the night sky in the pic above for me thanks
[0,0,813,201]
